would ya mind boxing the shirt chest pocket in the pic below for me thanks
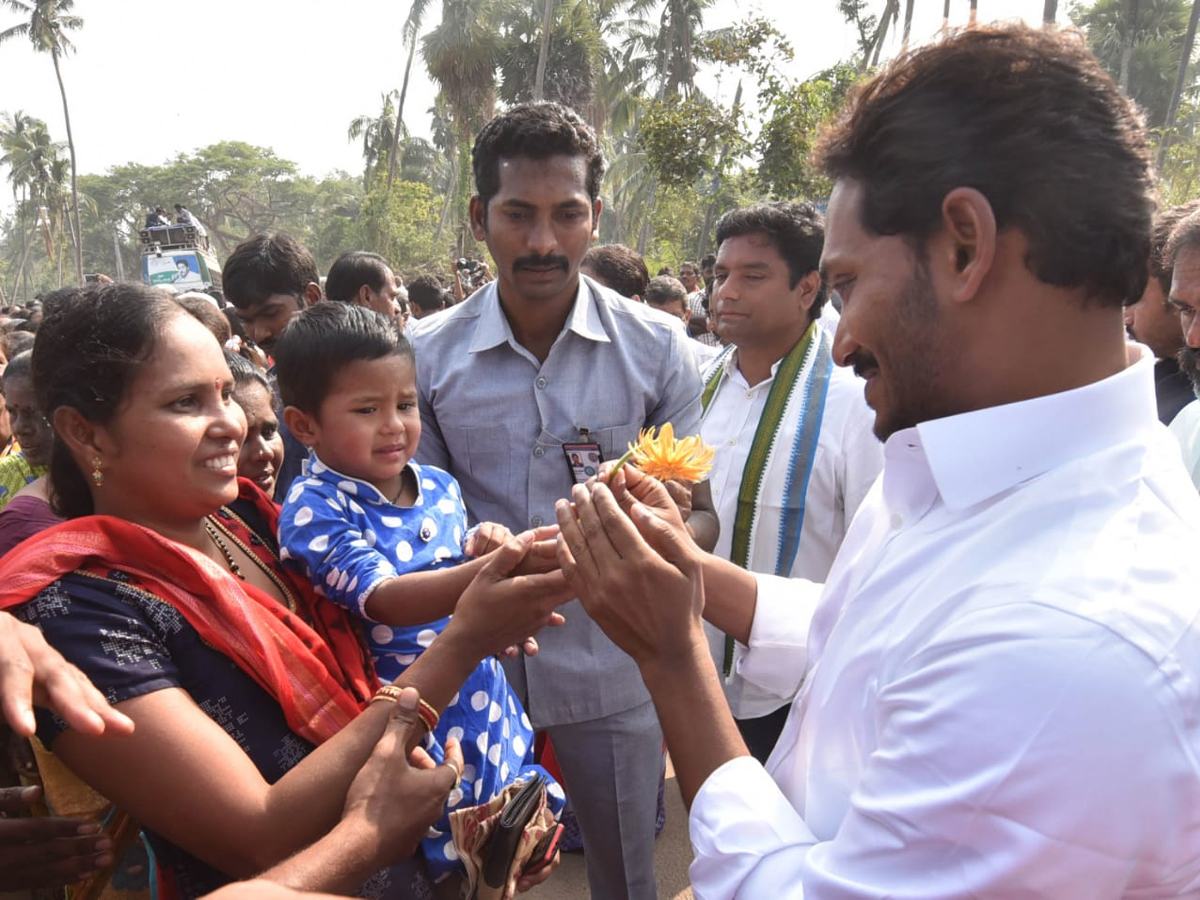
[590,423,643,462]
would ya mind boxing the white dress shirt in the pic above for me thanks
[689,345,1200,898]
[1168,398,1200,490]
[701,342,883,718]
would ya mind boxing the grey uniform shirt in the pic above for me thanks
[412,275,703,726]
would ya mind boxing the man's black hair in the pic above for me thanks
[715,202,828,320]
[472,102,605,215]
[222,232,321,311]
[325,251,393,305]
[274,302,412,415]
[408,274,450,313]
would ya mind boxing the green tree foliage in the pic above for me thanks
[359,174,450,276]
[637,94,744,189]
[1071,0,1193,127]
[755,63,859,201]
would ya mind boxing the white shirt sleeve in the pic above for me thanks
[731,573,822,699]
[689,599,1194,899]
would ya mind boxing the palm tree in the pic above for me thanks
[1160,0,1200,165]
[969,0,978,26]
[1044,0,1060,25]
[348,92,399,190]
[0,0,85,285]
[534,0,555,102]
[943,0,951,35]
[1,111,60,298]
[386,0,436,191]
[1120,0,1143,91]
[1073,0,1190,126]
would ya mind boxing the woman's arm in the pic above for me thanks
[51,535,571,880]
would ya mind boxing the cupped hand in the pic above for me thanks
[0,785,115,890]
[0,612,134,739]
[341,688,462,866]
[602,464,686,532]
[446,533,572,661]
[555,482,705,667]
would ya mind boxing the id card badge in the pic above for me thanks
[563,442,603,485]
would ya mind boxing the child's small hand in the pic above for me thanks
[464,522,513,558]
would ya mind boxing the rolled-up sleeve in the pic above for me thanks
[732,574,822,700]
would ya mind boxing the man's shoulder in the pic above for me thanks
[410,290,489,346]
[589,279,689,345]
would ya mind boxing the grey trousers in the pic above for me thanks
[544,700,664,900]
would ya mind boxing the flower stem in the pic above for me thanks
[604,448,636,482]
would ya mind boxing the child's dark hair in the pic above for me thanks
[274,302,412,414]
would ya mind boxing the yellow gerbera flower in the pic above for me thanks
[611,423,715,483]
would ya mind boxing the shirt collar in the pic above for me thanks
[303,452,424,507]
[892,344,1158,511]
[468,277,611,353]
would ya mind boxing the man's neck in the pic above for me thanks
[497,280,579,363]
[735,324,812,387]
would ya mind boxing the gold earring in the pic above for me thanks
[91,457,103,487]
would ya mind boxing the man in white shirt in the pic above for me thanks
[1165,210,1200,488]
[553,25,1200,898]
[700,201,882,761]
[1125,200,1198,424]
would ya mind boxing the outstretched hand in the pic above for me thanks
[0,612,133,739]
[555,481,705,668]
[341,687,463,867]
[447,532,572,662]
[0,785,115,890]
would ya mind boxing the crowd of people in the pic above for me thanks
[1,20,1200,900]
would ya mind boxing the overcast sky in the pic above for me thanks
[0,0,1045,206]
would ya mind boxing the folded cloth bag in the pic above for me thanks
[448,774,557,900]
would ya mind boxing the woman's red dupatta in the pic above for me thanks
[0,479,378,745]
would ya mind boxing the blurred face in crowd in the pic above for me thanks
[470,153,600,308]
[363,265,403,322]
[1169,244,1200,392]
[1125,276,1184,361]
[679,264,699,293]
[3,373,52,468]
[648,295,689,324]
[233,293,304,356]
[233,379,285,497]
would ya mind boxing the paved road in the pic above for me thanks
[538,759,695,899]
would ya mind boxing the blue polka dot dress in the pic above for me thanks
[278,455,564,881]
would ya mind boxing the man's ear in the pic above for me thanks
[54,406,107,464]
[591,198,602,241]
[303,282,323,307]
[469,196,487,242]
[937,187,997,304]
[356,284,375,308]
[797,270,823,313]
[282,406,319,448]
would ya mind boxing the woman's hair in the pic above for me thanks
[224,349,270,393]
[274,302,411,415]
[35,283,183,519]
[175,293,232,344]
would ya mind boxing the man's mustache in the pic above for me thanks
[515,255,569,271]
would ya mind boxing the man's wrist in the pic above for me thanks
[638,626,712,693]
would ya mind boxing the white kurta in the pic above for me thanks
[689,345,1200,898]
[701,340,883,718]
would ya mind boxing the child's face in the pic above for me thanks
[306,353,421,497]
